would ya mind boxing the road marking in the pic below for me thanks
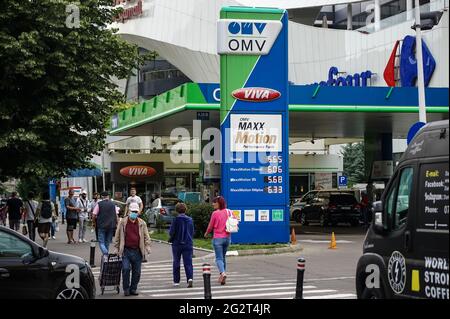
[304,293,356,299]
[141,283,317,293]
[137,276,267,282]
[200,289,337,299]
[148,285,313,297]
[305,276,355,282]
[137,279,286,289]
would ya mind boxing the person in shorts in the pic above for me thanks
[36,192,56,248]
[64,190,81,244]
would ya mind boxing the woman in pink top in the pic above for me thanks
[204,196,230,285]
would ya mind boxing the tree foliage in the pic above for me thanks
[341,142,366,185]
[0,0,141,181]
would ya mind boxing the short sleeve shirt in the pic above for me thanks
[7,198,23,220]
[126,196,142,207]
[65,197,78,220]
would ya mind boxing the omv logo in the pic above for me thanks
[227,22,266,35]
[218,19,282,56]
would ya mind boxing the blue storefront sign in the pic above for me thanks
[218,7,290,244]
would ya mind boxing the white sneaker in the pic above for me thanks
[78,239,82,243]
[52,236,56,240]
[173,283,180,287]
[83,239,87,243]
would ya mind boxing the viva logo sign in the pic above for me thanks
[119,166,156,178]
[232,88,281,102]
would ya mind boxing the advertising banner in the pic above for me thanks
[219,7,289,244]
[110,162,164,183]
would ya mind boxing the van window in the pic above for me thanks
[385,167,413,230]
[395,167,413,229]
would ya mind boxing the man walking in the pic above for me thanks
[22,191,38,241]
[113,203,151,296]
[64,189,80,244]
[5,192,23,231]
[169,203,194,287]
[93,191,119,255]
[125,187,143,216]
[76,190,89,243]
[89,192,101,241]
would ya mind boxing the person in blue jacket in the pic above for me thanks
[169,202,194,288]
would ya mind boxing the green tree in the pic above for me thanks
[17,176,48,199]
[0,0,141,181]
[341,142,365,186]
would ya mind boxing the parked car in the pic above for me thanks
[0,226,96,299]
[112,200,126,217]
[356,120,449,299]
[145,197,182,225]
[291,189,361,226]
[178,191,201,204]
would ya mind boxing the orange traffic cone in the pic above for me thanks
[291,228,297,245]
[329,232,337,249]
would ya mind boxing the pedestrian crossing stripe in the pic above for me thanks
[140,283,317,293]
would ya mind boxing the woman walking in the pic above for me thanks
[35,192,56,248]
[204,196,231,285]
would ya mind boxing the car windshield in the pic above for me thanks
[162,199,179,206]
[330,194,357,205]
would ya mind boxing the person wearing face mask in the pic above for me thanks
[113,202,151,297]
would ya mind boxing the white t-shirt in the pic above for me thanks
[23,200,39,221]
[76,197,90,219]
[126,195,142,208]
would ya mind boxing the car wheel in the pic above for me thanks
[56,285,89,299]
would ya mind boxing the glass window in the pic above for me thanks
[395,167,413,229]
[385,167,413,230]
[0,231,33,259]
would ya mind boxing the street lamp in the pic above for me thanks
[412,0,427,124]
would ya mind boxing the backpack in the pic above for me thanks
[225,209,239,233]
[41,201,52,219]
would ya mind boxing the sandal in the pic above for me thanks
[221,273,227,285]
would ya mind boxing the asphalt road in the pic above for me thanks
[44,222,365,299]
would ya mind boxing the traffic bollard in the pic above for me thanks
[295,258,305,299]
[203,263,212,299]
[89,240,96,268]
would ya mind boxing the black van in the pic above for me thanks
[356,120,449,299]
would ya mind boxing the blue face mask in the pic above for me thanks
[129,212,138,220]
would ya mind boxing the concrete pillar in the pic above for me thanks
[406,0,413,20]
[364,132,393,181]
[374,0,381,31]
[347,4,353,30]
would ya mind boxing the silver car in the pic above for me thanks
[145,197,182,225]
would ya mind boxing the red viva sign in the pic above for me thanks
[119,165,156,177]
[231,87,281,102]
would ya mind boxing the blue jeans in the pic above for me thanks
[98,228,115,255]
[213,237,230,274]
[172,244,193,284]
[122,248,142,293]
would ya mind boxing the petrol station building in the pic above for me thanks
[85,0,449,217]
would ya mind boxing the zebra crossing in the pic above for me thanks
[92,260,356,299]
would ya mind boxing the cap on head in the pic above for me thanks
[81,190,87,195]
[129,202,140,212]
[100,191,109,197]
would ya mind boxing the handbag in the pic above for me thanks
[225,209,239,233]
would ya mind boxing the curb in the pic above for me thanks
[227,244,303,256]
[150,238,302,256]
[150,239,214,253]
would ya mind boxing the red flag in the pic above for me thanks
[384,40,400,87]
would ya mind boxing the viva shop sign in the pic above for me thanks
[217,19,282,55]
